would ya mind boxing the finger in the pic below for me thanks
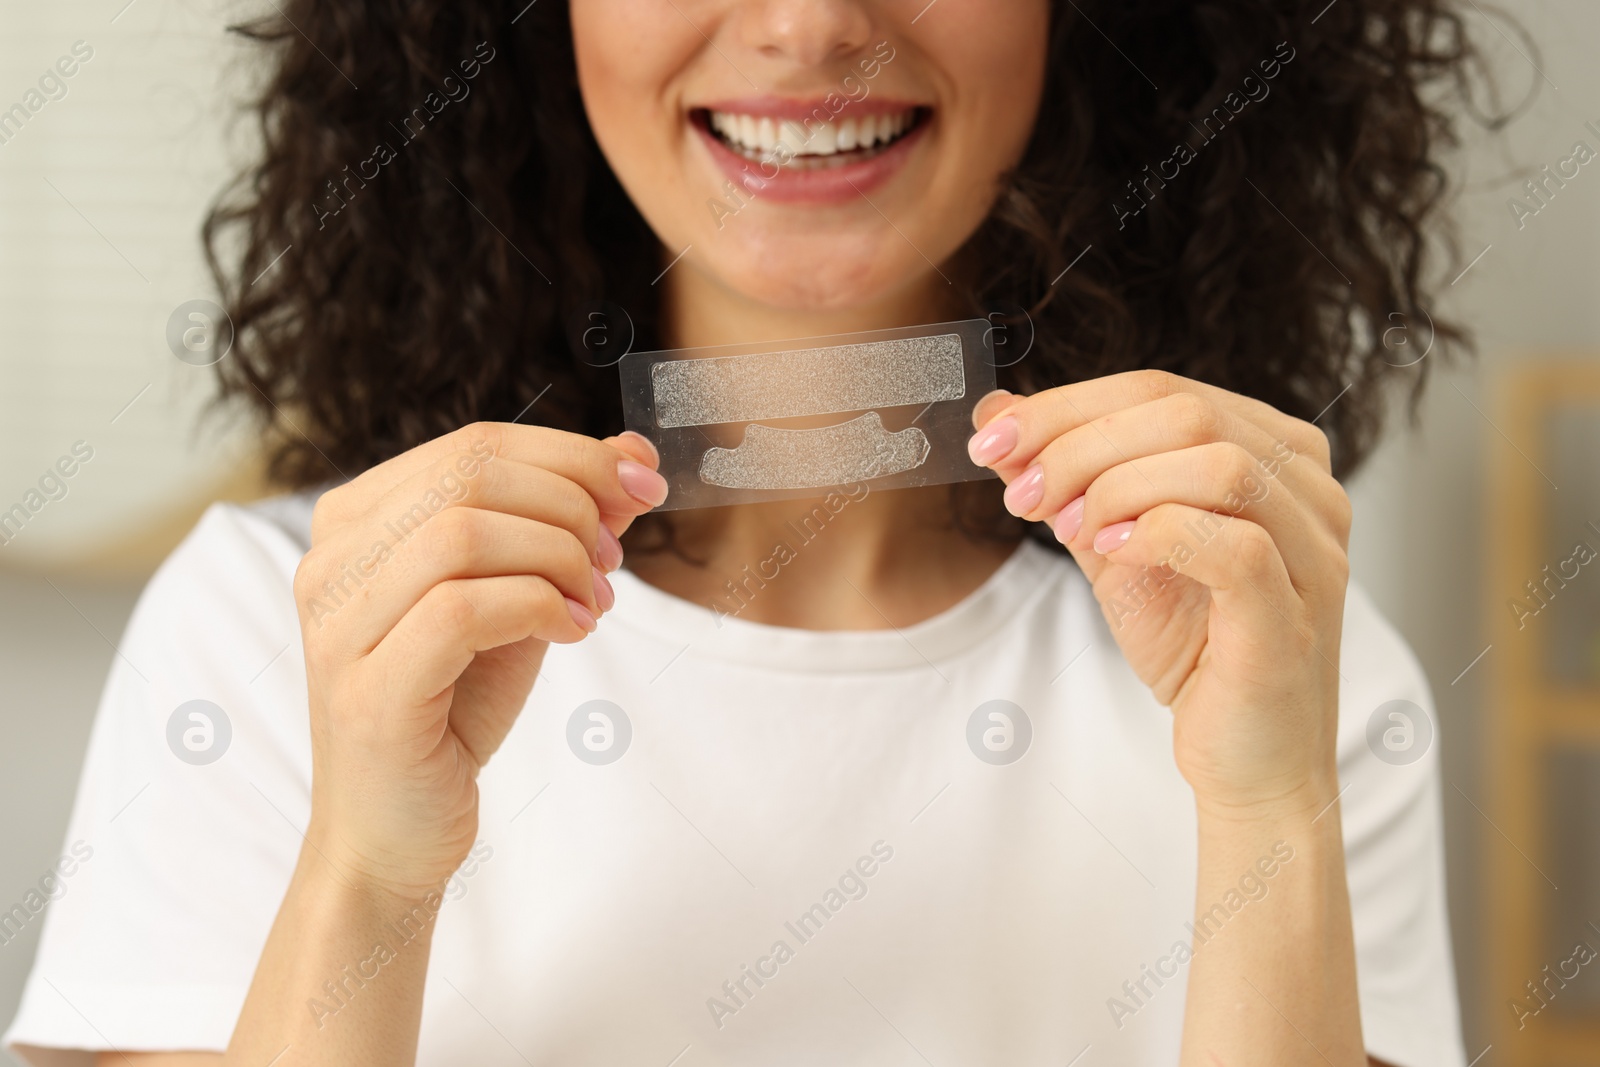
[367,572,588,720]
[968,370,1333,477]
[300,507,603,655]
[989,391,1301,524]
[317,453,616,572]
[312,423,668,543]
[970,388,1017,431]
[1090,502,1306,631]
[1056,443,1344,595]
[599,431,663,539]
[607,430,661,470]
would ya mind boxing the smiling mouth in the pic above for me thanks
[694,106,928,171]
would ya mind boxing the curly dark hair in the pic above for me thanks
[203,0,1502,537]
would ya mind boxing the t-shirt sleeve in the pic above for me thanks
[1336,581,1468,1067]
[3,502,315,1066]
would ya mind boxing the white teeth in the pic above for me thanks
[707,107,918,158]
[837,116,858,152]
[777,119,808,154]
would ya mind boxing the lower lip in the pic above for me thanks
[693,112,929,206]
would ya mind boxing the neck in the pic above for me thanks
[660,257,956,348]
[632,483,1016,630]
[625,260,1020,630]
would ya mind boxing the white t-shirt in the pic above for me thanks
[5,489,1465,1067]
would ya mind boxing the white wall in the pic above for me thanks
[0,0,260,569]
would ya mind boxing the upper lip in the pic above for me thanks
[695,95,926,120]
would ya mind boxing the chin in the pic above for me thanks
[709,229,937,315]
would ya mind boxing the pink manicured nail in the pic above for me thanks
[1093,521,1135,554]
[592,567,615,613]
[596,523,624,573]
[566,597,597,633]
[1054,496,1086,544]
[618,460,669,507]
[1003,465,1046,516]
[967,416,1019,466]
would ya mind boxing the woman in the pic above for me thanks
[4,1,1481,1064]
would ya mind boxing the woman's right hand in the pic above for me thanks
[291,422,667,899]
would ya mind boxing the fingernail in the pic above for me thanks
[596,523,624,573]
[566,597,598,632]
[618,460,669,507]
[618,430,661,468]
[1002,465,1045,517]
[967,416,1019,467]
[1054,495,1086,544]
[1093,521,1135,554]
[592,567,615,613]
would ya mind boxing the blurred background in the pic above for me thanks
[1,1,1597,1064]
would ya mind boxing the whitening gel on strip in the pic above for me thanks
[619,318,999,511]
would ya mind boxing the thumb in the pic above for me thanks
[600,430,665,537]
[606,430,660,470]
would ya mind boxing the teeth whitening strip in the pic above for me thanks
[700,412,930,490]
[619,318,998,511]
[650,334,966,428]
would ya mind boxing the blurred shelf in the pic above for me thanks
[1485,358,1600,1067]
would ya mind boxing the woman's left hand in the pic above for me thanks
[967,370,1353,816]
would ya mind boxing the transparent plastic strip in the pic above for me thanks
[618,318,998,511]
